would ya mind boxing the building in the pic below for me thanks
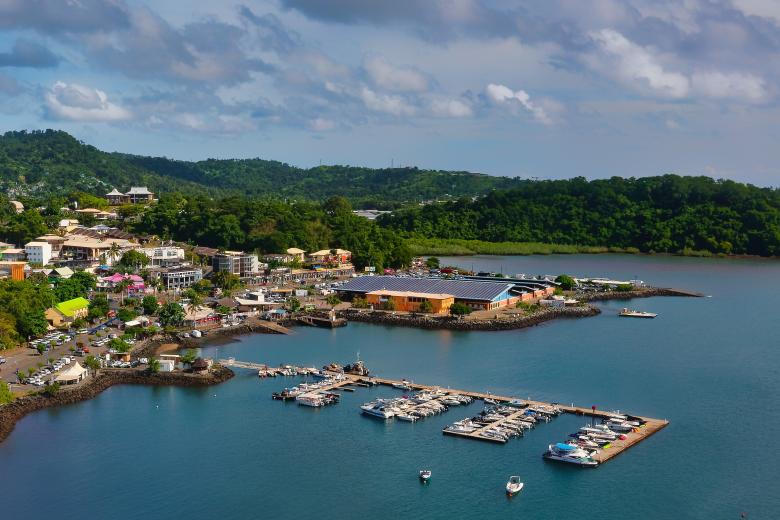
[9,200,24,213]
[158,359,175,372]
[0,262,25,281]
[286,248,306,262]
[337,276,525,311]
[35,235,67,258]
[48,267,74,279]
[352,209,390,220]
[46,297,90,326]
[105,189,125,205]
[100,273,145,294]
[212,251,260,279]
[105,187,155,205]
[61,236,136,265]
[126,187,155,204]
[56,362,88,385]
[136,246,185,267]
[75,208,118,220]
[366,290,454,314]
[155,265,203,290]
[0,248,26,261]
[24,241,52,266]
[307,248,352,265]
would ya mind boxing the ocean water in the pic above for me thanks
[1,254,778,519]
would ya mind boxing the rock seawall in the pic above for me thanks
[339,306,600,331]
[578,287,703,302]
[0,365,233,444]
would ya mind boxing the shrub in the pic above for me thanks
[449,303,472,316]
[352,297,369,309]
[418,299,434,313]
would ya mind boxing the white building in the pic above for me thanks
[25,241,52,266]
[136,246,186,267]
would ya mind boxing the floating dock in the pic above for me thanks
[221,359,668,465]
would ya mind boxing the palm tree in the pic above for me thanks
[109,242,121,265]
[115,278,132,305]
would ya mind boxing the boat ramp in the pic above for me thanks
[221,359,667,466]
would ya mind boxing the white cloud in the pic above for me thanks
[44,81,132,121]
[588,29,690,98]
[359,87,416,116]
[308,117,335,131]
[430,97,473,118]
[731,0,780,24]
[363,55,429,92]
[691,71,768,102]
[485,83,552,124]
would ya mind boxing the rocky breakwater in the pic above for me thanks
[339,305,600,332]
[0,365,234,444]
[578,286,704,302]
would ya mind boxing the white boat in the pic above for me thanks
[506,476,524,496]
[419,470,432,482]
[296,393,326,407]
[396,413,418,422]
[543,443,599,467]
[361,400,395,419]
[392,380,412,390]
[619,308,657,318]
[605,419,636,432]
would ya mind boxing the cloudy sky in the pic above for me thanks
[1,0,779,184]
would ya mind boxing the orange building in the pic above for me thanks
[366,290,454,314]
[0,261,26,281]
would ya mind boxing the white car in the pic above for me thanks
[139,357,149,364]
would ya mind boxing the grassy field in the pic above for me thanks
[405,238,640,256]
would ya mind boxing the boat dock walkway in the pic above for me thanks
[220,359,668,465]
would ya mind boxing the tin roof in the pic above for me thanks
[339,276,513,302]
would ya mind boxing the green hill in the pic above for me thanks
[0,129,517,207]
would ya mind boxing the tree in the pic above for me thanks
[88,293,110,320]
[418,299,434,313]
[114,278,132,305]
[158,302,185,327]
[108,338,131,353]
[42,382,60,396]
[211,271,241,293]
[449,302,472,317]
[0,381,14,404]
[141,295,159,315]
[287,297,301,312]
[425,256,440,269]
[116,250,150,272]
[17,310,48,339]
[148,358,161,373]
[216,305,232,315]
[84,355,101,372]
[352,297,369,309]
[555,275,576,291]
[381,299,396,311]
[325,294,341,307]
[116,307,136,322]
[181,348,197,364]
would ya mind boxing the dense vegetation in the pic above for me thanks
[381,176,780,256]
[0,130,515,207]
[133,194,412,269]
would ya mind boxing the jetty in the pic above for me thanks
[222,360,667,465]
[297,314,347,328]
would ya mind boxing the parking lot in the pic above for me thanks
[0,320,136,392]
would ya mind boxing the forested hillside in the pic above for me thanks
[0,130,515,206]
[380,175,780,256]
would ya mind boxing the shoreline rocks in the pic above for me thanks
[338,306,600,331]
[0,365,233,444]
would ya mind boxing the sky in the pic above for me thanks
[0,0,779,185]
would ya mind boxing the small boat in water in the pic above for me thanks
[392,380,412,391]
[361,400,395,419]
[619,308,657,318]
[506,475,524,496]
[419,470,432,482]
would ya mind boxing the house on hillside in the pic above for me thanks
[46,297,90,327]
[105,187,155,205]
[307,249,352,265]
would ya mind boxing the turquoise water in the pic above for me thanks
[2,254,779,519]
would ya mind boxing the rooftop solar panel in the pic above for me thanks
[338,276,514,302]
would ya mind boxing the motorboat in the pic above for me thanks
[543,443,599,467]
[296,392,339,407]
[506,399,527,408]
[506,476,524,496]
[605,419,636,432]
[619,308,657,318]
[419,470,432,482]
[271,388,299,401]
[396,413,418,422]
[392,380,412,391]
[360,400,395,419]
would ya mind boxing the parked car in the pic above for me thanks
[0,356,6,364]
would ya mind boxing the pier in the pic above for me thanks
[221,359,668,465]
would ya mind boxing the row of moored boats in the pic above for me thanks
[443,402,562,443]
[543,413,645,467]
[271,372,347,407]
[360,386,474,422]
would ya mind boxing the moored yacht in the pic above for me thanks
[619,308,657,318]
[543,443,599,467]
[360,400,395,419]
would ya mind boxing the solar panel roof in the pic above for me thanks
[338,276,514,302]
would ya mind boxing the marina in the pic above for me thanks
[223,358,669,466]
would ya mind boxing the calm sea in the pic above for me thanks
[1,254,778,519]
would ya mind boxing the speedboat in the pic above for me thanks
[619,308,657,318]
[419,470,432,482]
[543,443,599,467]
[392,380,412,391]
[396,413,418,422]
[506,476,524,496]
[361,400,395,419]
